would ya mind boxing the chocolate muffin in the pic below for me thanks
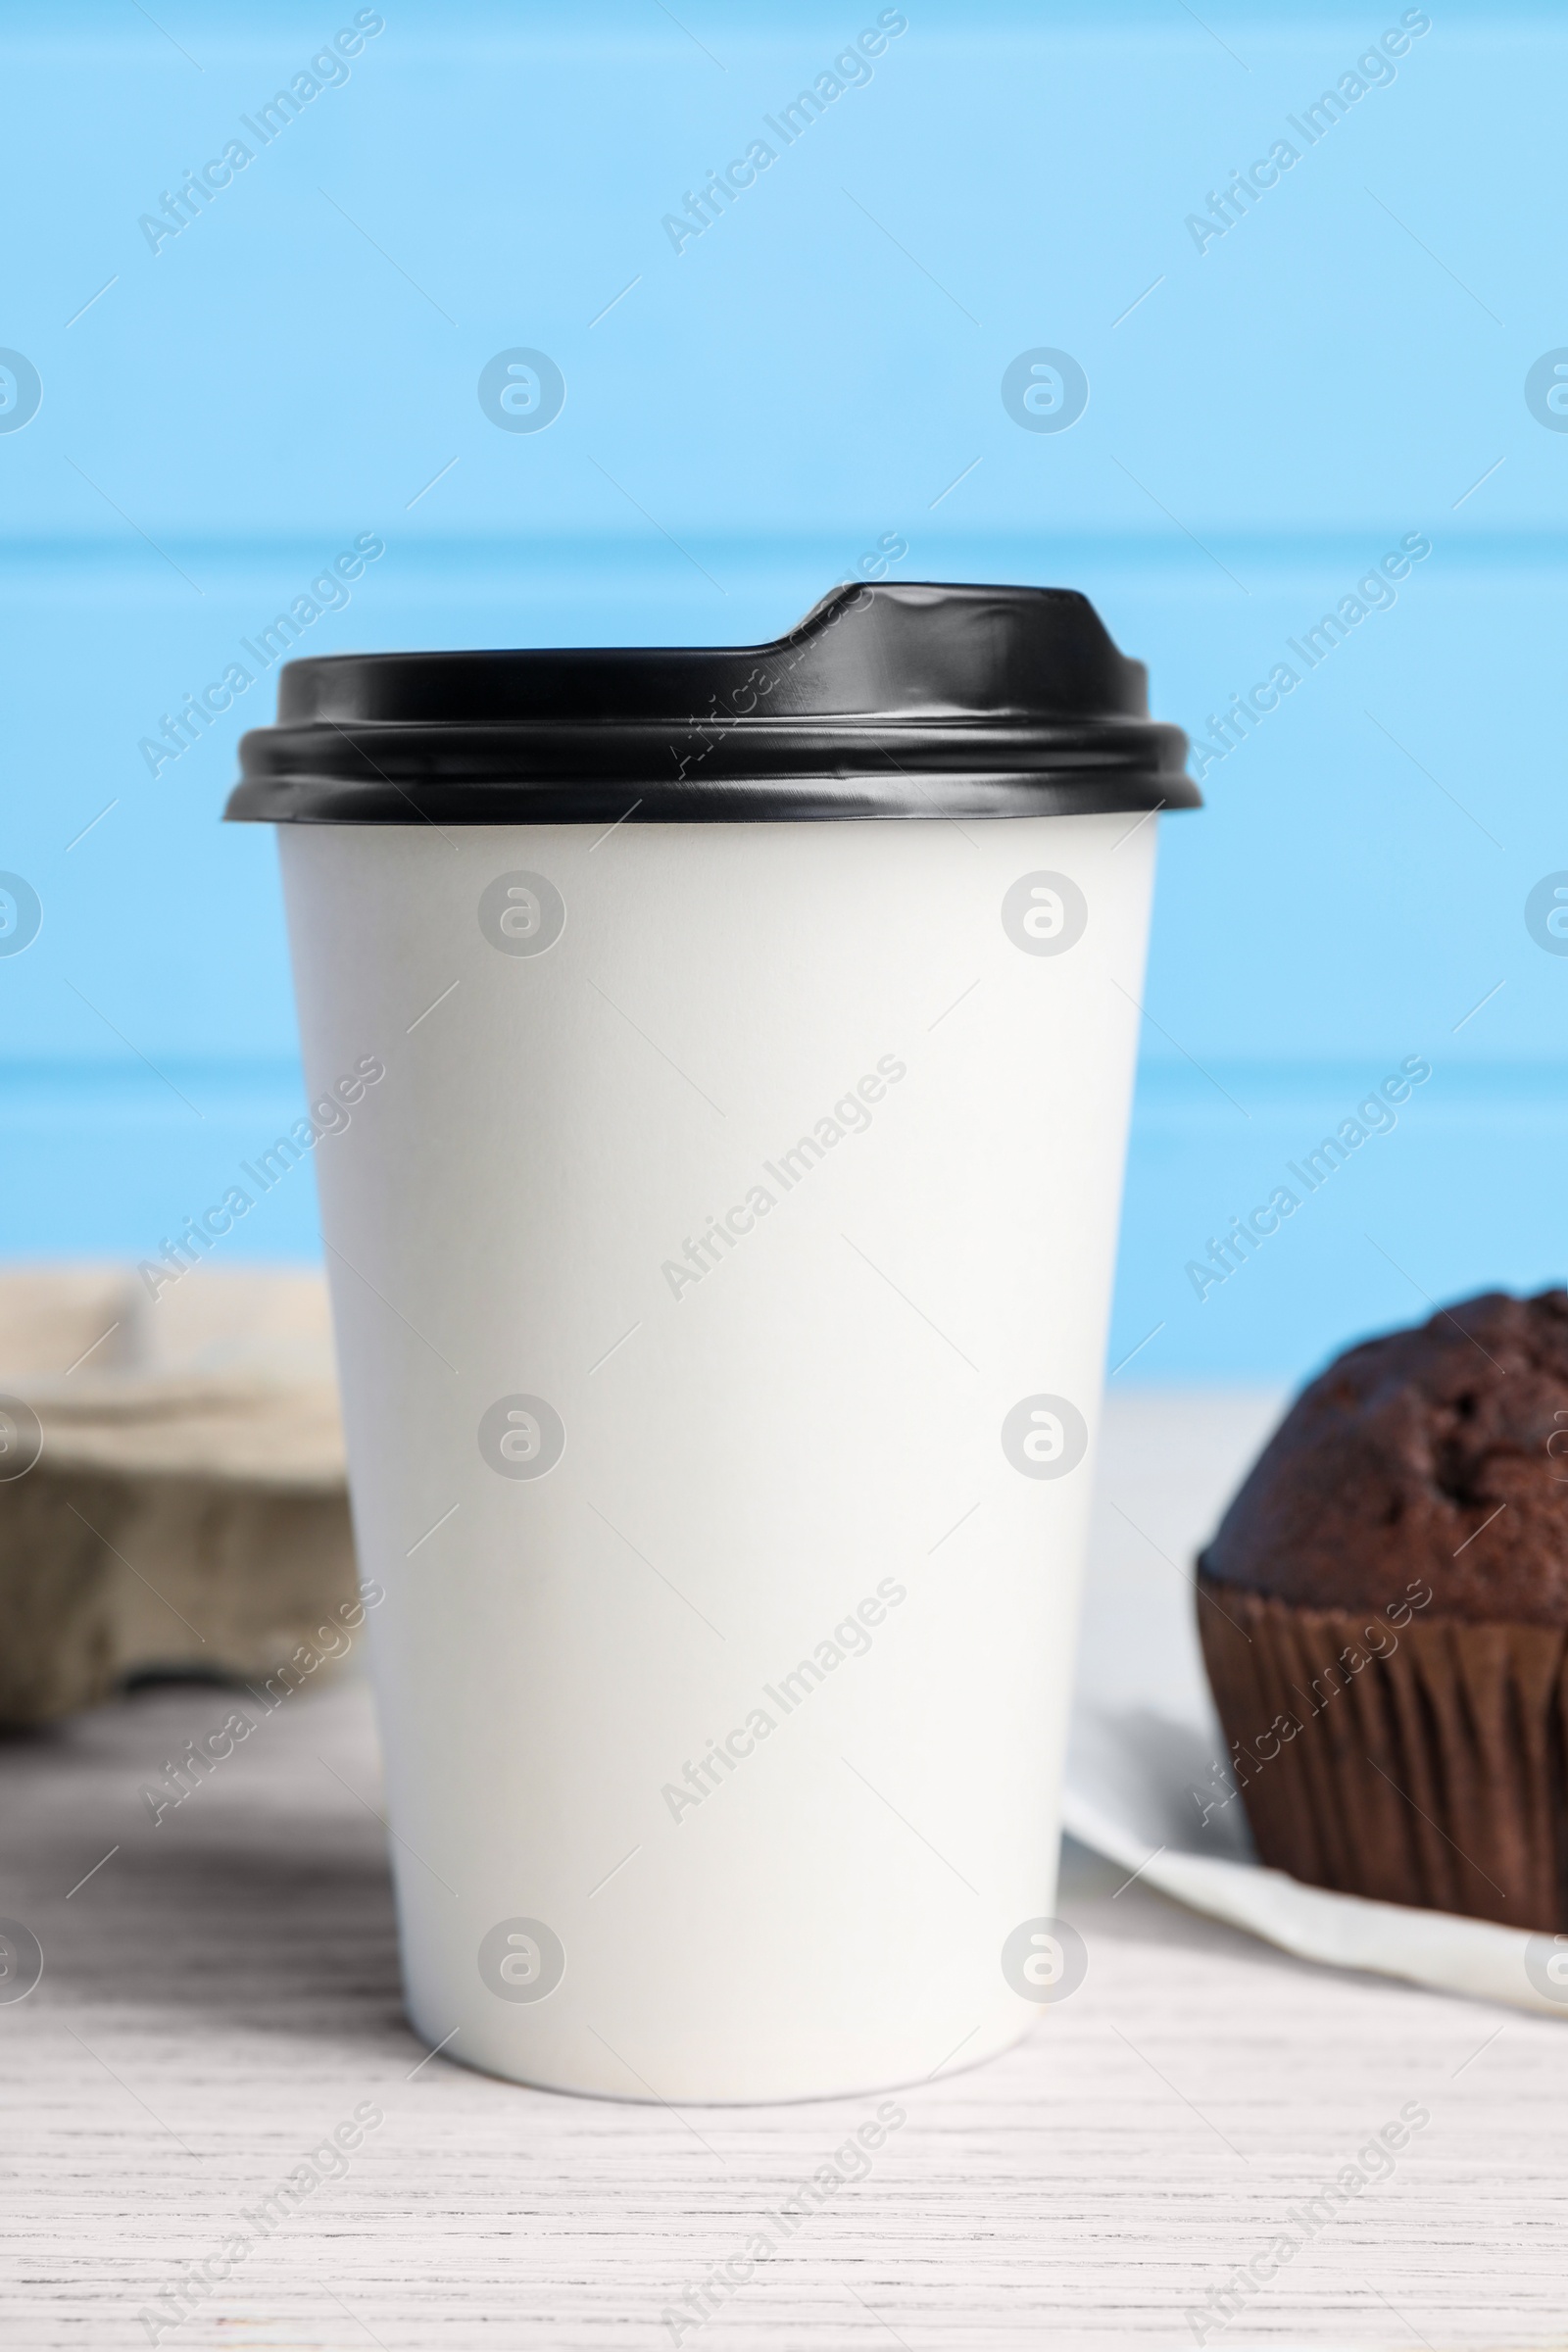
[1198,1289,1568,1929]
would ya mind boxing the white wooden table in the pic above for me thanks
[4,1394,1565,2349]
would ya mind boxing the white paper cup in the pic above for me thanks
[233,583,1197,2100]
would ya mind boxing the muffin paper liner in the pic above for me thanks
[1197,1575,1568,1933]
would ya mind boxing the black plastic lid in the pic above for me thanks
[224,581,1200,825]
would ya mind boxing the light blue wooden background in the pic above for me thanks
[2,1,1561,1378]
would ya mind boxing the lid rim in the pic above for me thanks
[225,770,1199,825]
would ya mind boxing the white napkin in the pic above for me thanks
[1069,1388,1567,2017]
